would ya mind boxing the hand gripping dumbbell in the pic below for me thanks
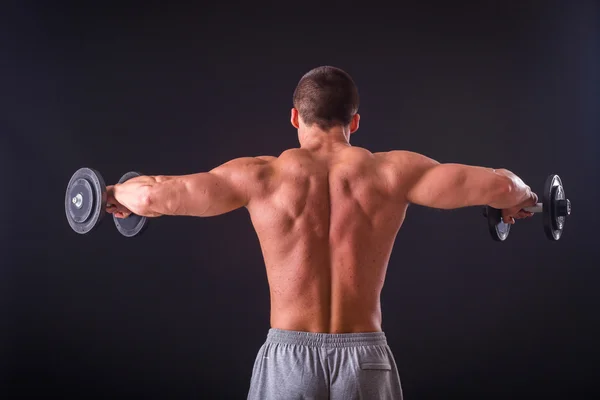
[484,174,572,241]
[65,167,149,237]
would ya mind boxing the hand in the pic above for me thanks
[106,185,133,219]
[501,192,538,224]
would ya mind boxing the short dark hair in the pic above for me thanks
[292,66,359,130]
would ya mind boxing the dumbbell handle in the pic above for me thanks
[523,203,543,213]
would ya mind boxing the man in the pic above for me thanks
[106,66,537,399]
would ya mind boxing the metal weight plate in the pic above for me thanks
[65,167,107,234]
[113,171,149,238]
[543,174,570,241]
[485,206,511,241]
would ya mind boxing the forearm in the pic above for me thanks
[113,175,181,217]
[451,166,534,209]
[407,163,533,210]
[112,172,244,217]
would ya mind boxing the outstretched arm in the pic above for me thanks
[108,157,274,218]
[385,151,536,211]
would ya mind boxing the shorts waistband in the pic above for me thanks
[266,328,387,348]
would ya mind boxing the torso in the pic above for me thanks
[246,146,409,333]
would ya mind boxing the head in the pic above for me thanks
[291,66,360,142]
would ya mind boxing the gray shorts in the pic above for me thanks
[247,329,403,400]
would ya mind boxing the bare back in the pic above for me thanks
[118,138,514,333]
[247,147,408,333]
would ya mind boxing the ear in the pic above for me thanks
[349,113,360,134]
[290,108,300,129]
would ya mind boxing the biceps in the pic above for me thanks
[178,173,247,217]
[406,164,500,209]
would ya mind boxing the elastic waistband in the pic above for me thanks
[266,329,387,348]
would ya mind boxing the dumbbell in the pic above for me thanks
[484,174,572,241]
[65,167,149,237]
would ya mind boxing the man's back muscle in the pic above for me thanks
[246,147,409,333]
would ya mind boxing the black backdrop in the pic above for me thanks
[1,1,599,399]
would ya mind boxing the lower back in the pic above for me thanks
[270,298,384,333]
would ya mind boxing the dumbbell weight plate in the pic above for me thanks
[543,174,567,241]
[485,206,511,241]
[113,171,149,238]
[65,167,107,234]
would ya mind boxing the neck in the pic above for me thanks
[298,125,351,151]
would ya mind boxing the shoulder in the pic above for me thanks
[209,156,277,181]
[372,150,440,191]
[345,146,374,159]
[256,155,277,162]
[216,155,276,168]
[276,149,315,170]
[278,148,312,160]
[375,150,438,170]
[330,146,376,167]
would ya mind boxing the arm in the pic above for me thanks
[386,151,535,210]
[110,157,274,217]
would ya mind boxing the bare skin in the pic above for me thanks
[106,109,537,333]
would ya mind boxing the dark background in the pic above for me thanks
[1,1,598,399]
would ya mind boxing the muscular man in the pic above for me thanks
[106,66,537,399]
